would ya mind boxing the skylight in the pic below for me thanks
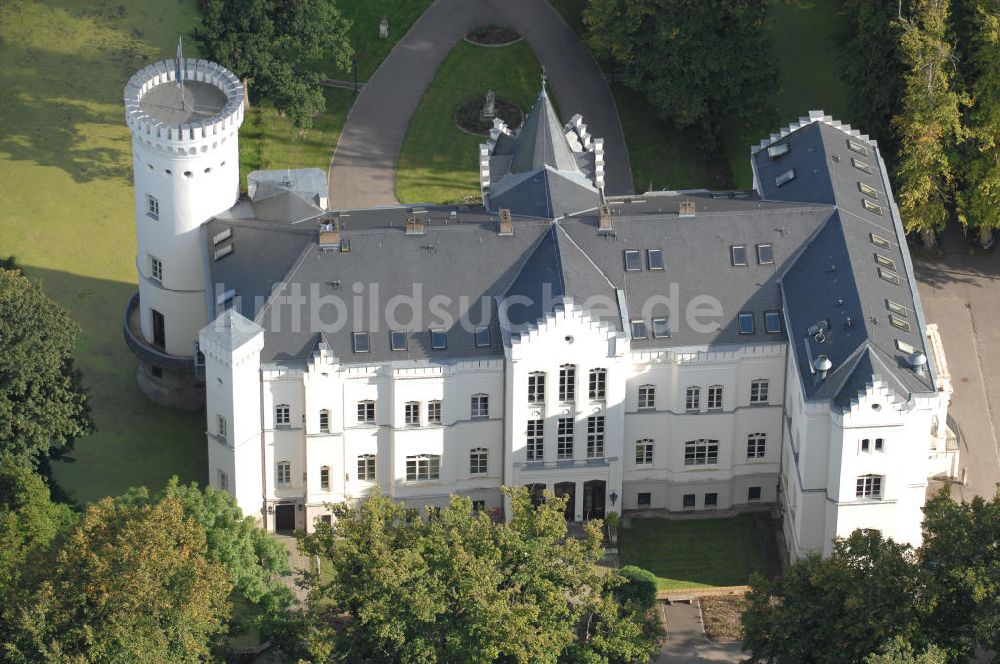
[352,332,370,353]
[631,320,647,339]
[859,182,878,198]
[212,228,232,245]
[863,199,883,215]
[775,169,796,187]
[390,330,407,351]
[652,318,670,338]
[870,233,891,249]
[852,157,873,174]
[624,250,641,271]
[768,143,790,159]
[886,300,908,316]
[896,339,915,354]
[847,139,869,156]
[731,245,748,266]
[647,249,664,270]
[757,243,774,265]
[213,244,233,261]
[764,311,782,334]
[878,268,900,285]
[430,329,447,350]
[475,325,491,347]
[889,315,911,332]
[738,312,755,334]
[875,254,896,270]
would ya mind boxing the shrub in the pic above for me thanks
[615,565,658,612]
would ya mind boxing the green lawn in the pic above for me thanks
[619,515,769,591]
[330,0,433,80]
[396,41,543,205]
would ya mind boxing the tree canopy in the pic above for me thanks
[0,266,92,469]
[196,0,353,128]
[295,488,661,663]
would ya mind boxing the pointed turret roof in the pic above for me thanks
[509,87,580,174]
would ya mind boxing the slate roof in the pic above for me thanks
[201,110,937,407]
[510,88,580,174]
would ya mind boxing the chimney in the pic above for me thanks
[404,215,425,235]
[598,204,613,233]
[813,354,832,382]
[679,198,696,218]
[498,208,513,236]
[318,216,340,248]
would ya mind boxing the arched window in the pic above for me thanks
[276,461,291,485]
[589,368,607,400]
[319,465,330,490]
[275,404,290,426]
[319,409,330,433]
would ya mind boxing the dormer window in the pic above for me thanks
[775,169,796,187]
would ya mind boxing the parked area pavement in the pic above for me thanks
[328,0,634,209]
[658,600,745,664]
[914,224,1000,501]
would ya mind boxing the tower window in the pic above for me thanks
[149,255,163,282]
[146,194,159,220]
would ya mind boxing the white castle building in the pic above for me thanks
[124,58,958,559]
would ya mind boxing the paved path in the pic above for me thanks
[913,224,1000,501]
[658,601,746,663]
[328,0,634,209]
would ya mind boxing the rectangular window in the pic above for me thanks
[276,461,291,485]
[897,339,915,354]
[848,138,869,156]
[705,492,718,508]
[557,418,574,459]
[637,492,651,507]
[586,416,605,458]
[146,194,159,219]
[217,469,228,491]
[647,248,664,270]
[684,439,719,466]
[685,386,700,412]
[430,329,447,350]
[471,394,488,419]
[150,255,163,282]
[352,332,370,353]
[635,439,654,465]
[589,369,607,400]
[652,318,669,338]
[856,475,883,499]
[889,314,910,332]
[624,249,641,271]
[861,438,870,452]
[427,400,442,424]
[879,268,900,285]
[472,500,486,512]
[390,330,407,351]
[757,243,774,265]
[475,325,491,347]
[217,415,227,439]
[406,455,440,481]
[405,401,420,426]
[470,448,488,474]
[357,455,376,481]
[775,169,796,187]
[320,466,330,491]
[683,494,696,509]
[748,486,762,501]
[764,310,782,334]
[528,372,546,403]
[527,419,544,461]
[852,157,873,174]
[768,143,790,159]
[750,379,769,404]
[707,386,723,411]
[875,437,884,452]
[859,181,878,198]
[731,245,748,266]
[747,433,766,459]
[638,385,655,410]
[631,320,647,339]
[275,404,290,427]
[357,400,375,424]
[871,233,891,249]
[863,198,884,215]
[559,365,576,402]
[886,300,908,316]
[319,410,330,433]
[738,312,755,334]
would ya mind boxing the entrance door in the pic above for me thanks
[554,482,576,520]
[525,483,546,508]
[151,309,165,350]
[583,480,606,520]
[275,504,296,533]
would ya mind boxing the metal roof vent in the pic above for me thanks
[405,215,425,235]
[907,350,928,377]
[498,208,513,236]
[813,354,833,381]
[678,199,696,218]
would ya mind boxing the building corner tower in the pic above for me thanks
[122,56,244,408]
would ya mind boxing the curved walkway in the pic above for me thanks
[328,0,634,209]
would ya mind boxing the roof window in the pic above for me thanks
[859,182,878,198]
[852,157,873,174]
[862,199,883,215]
[896,339,915,354]
[647,249,664,270]
[624,250,641,271]
[847,139,869,156]
[738,312,755,334]
[775,169,796,187]
[352,332,370,353]
[212,228,232,245]
[870,233,891,250]
[213,244,233,261]
[886,300,908,316]
[764,311,782,333]
[878,268,900,285]
[757,243,774,265]
[767,143,790,159]
[731,245,748,266]
[652,318,670,338]
[889,315,910,332]
[631,320,648,339]
[475,326,491,347]
[430,329,447,350]
[875,254,896,270]
[390,330,407,351]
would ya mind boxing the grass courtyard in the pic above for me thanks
[618,514,771,591]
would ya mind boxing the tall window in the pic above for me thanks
[861,438,885,453]
[470,448,488,474]
[357,400,375,424]
[471,394,489,419]
[406,454,440,481]
[320,466,330,491]
[427,400,442,424]
[319,409,330,433]
[146,194,159,219]
[635,439,654,465]
[276,461,291,485]
[586,416,605,458]
[856,475,883,499]
[357,454,376,481]
[707,385,723,411]
[638,385,655,410]
[750,379,769,404]
[685,386,700,411]
[405,401,420,426]
[684,439,719,466]
[216,415,227,439]
[559,364,576,401]
[217,469,228,491]
[557,418,574,459]
[275,404,290,426]
[747,433,766,459]
[528,372,546,403]
[150,255,163,282]
[527,419,543,461]
[589,369,607,400]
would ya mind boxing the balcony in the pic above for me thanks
[516,457,616,471]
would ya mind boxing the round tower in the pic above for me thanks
[122,58,244,408]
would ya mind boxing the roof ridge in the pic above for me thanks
[554,223,616,290]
